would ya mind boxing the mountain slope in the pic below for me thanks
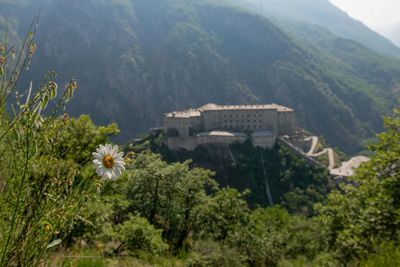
[231,0,400,59]
[278,20,400,92]
[390,27,400,47]
[1,0,399,153]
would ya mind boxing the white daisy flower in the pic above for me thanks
[92,144,125,180]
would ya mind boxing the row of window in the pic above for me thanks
[209,113,268,119]
[224,119,263,123]
[222,124,263,129]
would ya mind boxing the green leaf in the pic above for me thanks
[41,95,49,110]
[48,81,58,99]
[46,239,62,249]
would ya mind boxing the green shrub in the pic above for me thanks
[189,240,245,267]
[74,257,108,267]
[360,243,400,267]
[116,215,168,256]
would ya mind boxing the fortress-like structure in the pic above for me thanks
[163,103,296,150]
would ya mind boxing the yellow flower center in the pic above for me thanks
[44,224,51,232]
[103,155,115,169]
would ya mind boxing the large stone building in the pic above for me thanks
[164,103,295,150]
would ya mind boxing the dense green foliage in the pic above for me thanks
[69,151,328,266]
[0,0,399,152]
[0,67,398,267]
[0,114,118,266]
[62,107,400,266]
[318,107,400,261]
[142,138,332,214]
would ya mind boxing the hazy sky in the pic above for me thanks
[329,0,400,33]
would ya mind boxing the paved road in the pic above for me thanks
[305,136,318,155]
[330,156,370,176]
[305,136,335,170]
[284,135,369,177]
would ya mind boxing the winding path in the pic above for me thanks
[279,135,369,177]
[304,136,335,170]
[330,156,370,177]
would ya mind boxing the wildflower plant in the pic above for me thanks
[0,16,115,266]
[92,144,125,180]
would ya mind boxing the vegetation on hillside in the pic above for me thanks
[51,107,400,266]
[60,106,399,267]
[134,137,332,215]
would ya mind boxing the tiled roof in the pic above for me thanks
[197,131,247,137]
[165,103,294,118]
[199,103,294,112]
[165,109,201,118]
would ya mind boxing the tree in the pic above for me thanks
[318,108,400,261]
[197,188,250,243]
[114,152,218,251]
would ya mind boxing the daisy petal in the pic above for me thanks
[111,169,117,180]
[115,159,124,164]
[114,167,121,177]
[96,167,104,176]
[106,144,113,155]
[92,152,103,161]
[111,145,118,157]
[115,152,124,159]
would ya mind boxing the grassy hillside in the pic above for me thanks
[1,0,399,153]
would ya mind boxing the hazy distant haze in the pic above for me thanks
[329,0,400,46]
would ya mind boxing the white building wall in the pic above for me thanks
[164,116,204,137]
[277,111,295,135]
[204,109,278,133]
[164,104,295,150]
[167,137,198,150]
[197,135,247,146]
[164,117,189,137]
[252,135,276,149]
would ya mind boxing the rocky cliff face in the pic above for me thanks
[2,0,399,153]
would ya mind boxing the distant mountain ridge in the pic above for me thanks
[0,0,399,154]
[389,27,400,47]
[230,0,400,59]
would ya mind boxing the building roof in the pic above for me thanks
[165,109,201,118]
[199,103,294,112]
[197,131,247,137]
[165,103,294,118]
